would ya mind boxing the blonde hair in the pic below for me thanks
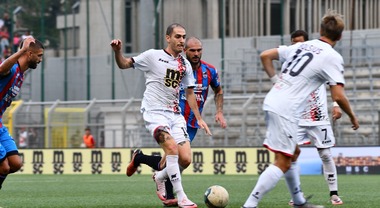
[320,10,344,41]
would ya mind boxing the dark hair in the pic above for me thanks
[291,30,309,41]
[165,23,186,36]
[320,10,344,41]
[85,127,91,131]
[19,38,45,50]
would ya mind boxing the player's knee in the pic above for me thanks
[318,148,332,163]
[0,161,11,175]
[292,146,301,161]
[179,157,191,169]
[154,127,176,146]
[10,161,23,173]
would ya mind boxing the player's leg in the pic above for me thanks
[0,128,22,190]
[126,149,163,176]
[242,152,291,208]
[126,111,169,176]
[317,148,342,204]
[284,145,304,206]
[166,114,196,207]
[243,111,299,207]
[286,126,308,206]
[0,151,9,190]
[311,125,343,205]
[163,126,197,206]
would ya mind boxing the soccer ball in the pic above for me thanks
[204,185,229,208]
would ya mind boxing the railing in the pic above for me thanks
[7,92,378,149]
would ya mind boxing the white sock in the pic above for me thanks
[243,164,284,207]
[318,148,338,192]
[155,168,167,181]
[166,155,186,201]
[284,162,306,205]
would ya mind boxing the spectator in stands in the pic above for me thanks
[18,127,28,149]
[287,30,345,205]
[21,30,32,40]
[13,32,21,52]
[0,37,44,190]
[242,10,359,208]
[1,12,12,35]
[125,36,227,206]
[27,128,38,148]
[82,127,95,148]
[110,23,211,208]
[0,26,10,57]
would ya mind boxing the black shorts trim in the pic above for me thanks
[6,150,19,157]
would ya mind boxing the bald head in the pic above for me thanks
[184,37,203,67]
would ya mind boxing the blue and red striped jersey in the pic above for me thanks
[0,63,24,121]
[179,60,220,128]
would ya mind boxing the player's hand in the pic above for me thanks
[198,119,212,136]
[332,106,342,121]
[350,116,359,130]
[21,36,35,52]
[215,112,227,129]
[110,39,122,51]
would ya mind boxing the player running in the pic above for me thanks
[111,24,212,208]
[0,37,44,190]
[126,37,226,207]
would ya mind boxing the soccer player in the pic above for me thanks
[242,10,359,208]
[0,37,44,190]
[110,24,211,208]
[125,36,227,207]
[286,30,344,205]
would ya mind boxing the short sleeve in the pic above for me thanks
[132,49,154,72]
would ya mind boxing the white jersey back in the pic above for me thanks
[263,39,345,122]
[133,49,195,112]
[299,84,330,126]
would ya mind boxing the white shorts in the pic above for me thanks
[143,110,189,144]
[297,124,335,148]
[263,111,298,157]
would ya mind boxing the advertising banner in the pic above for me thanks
[298,146,380,175]
[18,148,274,175]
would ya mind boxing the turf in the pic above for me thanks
[0,174,378,207]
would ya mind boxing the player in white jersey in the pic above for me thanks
[242,10,359,208]
[110,23,211,208]
[280,30,344,206]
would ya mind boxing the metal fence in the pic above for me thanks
[6,92,379,149]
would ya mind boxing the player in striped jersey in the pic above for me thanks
[0,37,44,190]
[179,36,226,142]
[125,37,226,207]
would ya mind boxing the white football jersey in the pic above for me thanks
[278,45,333,126]
[298,84,330,126]
[133,49,195,112]
[263,39,345,123]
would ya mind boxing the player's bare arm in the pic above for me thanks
[0,37,35,74]
[110,39,134,69]
[212,85,227,128]
[330,84,359,130]
[185,88,212,135]
[260,48,279,80]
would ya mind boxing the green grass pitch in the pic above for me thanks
[0,174,378,207]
